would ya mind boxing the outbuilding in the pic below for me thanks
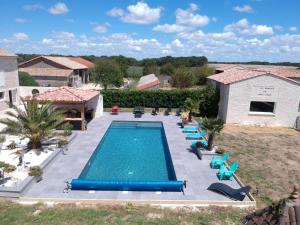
[208,67,300,127]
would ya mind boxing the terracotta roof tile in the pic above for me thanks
[43,56,87,70]
[19,68,73,77]
[30,86,99,103]
[208,67,300,85]
[68,57,95,68]
[0,48,16,57]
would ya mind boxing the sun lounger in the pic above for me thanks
[218,162,239,180]
[186,130,207,139]
[182,124,200,133]
[210,153,229,169]
[207,182,251,201]
[191,140,208,148]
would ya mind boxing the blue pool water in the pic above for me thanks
[79,121,177,182]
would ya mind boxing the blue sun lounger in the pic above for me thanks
[186,130,207,139]
[182,125,200,133]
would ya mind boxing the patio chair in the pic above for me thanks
[134,111,142,118]
[164,107,171,116]
[207,182,251,201]
[175,107,184,116]
[111,105,120,115]
[151,107,159,116]
[186,130,207,139]
[210,153,229,169]
[217,162,239,180]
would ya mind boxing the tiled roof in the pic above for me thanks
[29,86,99,103]
[208,67,300,85]
[136,74,160,90]
[43,56,88,70]
[68,57,95,68]
[0,48,16,57]
[19,68,73,77]
[256,67,300,78]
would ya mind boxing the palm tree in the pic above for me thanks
[201,117,224,150]
[184,98,200,122]
[0,100,65,149]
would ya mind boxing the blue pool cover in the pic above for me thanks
[71,121,185,192]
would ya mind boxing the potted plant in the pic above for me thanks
[201,117,224,151]
[62,123,73,136]
[2,163,16,176]
[184,98,200,122]
[28,166,43,182]
[181,112,189,124]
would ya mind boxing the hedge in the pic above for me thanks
[102,86,219,117]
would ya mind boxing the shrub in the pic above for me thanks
[28,166,43,177]
[3,164,16,174]
[102,86,219,117]
[61,123,73,136]
[193,65,215,85]
[171,67,195,88]
[18,71,39,86]
[0,135,5,143]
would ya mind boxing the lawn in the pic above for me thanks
[215,125,300,207]
[0,201,247,225]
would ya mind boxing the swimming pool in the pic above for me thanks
[71,121,184,192]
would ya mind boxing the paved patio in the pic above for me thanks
[22,112,252,205]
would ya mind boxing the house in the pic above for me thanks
[25,86,103,130]
[0,49,20,111]
[136,74,160,91]
[19,56,94,87]
[208,66,300,127]
[157,75,172,87]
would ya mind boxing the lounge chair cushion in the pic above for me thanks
[208,182,251,201]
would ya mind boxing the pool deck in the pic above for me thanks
[21,113,255,207]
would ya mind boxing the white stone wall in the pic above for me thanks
[224,74,300,127]
[0,56,19,111]
[86,95,103,117]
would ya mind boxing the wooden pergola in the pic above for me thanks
[25,86,99,130]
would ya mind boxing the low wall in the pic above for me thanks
[19,86,56,98]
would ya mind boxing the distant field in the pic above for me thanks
[127,66,144,78]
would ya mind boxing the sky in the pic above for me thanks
[0,0,300,62]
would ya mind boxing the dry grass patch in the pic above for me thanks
[215,125,300,207]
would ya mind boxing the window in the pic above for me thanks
[249,101,275,113]
[0,92,4,100]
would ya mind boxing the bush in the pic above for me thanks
[18,72,39,86]
[193,65,215,85]
[102,86,219,117]
[171,67,195,88]
[28,166,43,177]
[0,135,5,143]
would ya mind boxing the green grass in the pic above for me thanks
[0,201,248,225]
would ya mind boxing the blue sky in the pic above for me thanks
[0,0,300,62]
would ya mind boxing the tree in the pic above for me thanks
[143,61,159,75]
[201,117,224,150]
[193,65,215,85]
[171,67,195,89]
[0,100,65,149]
[160,63,175,75]
[18,72,39,86]
[90,58,123,90]
[184,98,200,122]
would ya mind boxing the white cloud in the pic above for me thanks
[42,38,53,44]
[172,39,183,48]
[13,33,29,41]
[290,26,298,32]
[51,31,75,39]
[154,3,210,33]
[15,18,30,23]
[107,1,162,24]
[274,25,284,31]
[48,2,69,15]
[233,5,253,13]
[23,4,43,11]
[225,18,274,35]
[93,25,108,33]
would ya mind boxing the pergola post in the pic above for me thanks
[81,103,85,131]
